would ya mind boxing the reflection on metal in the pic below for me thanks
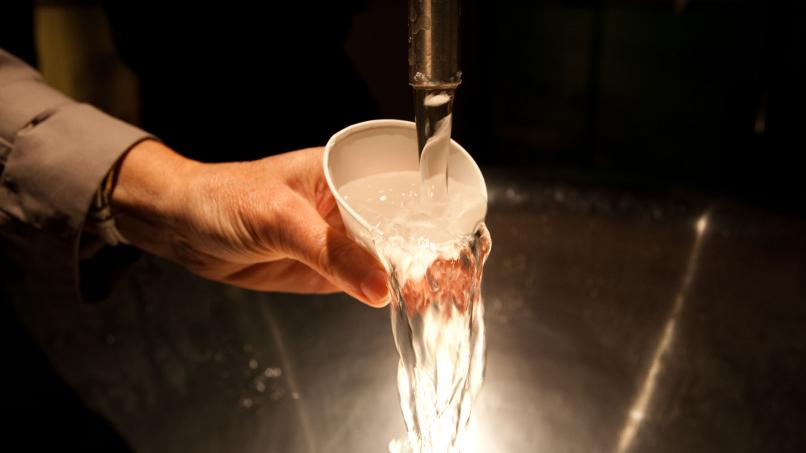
[457,415,496,453]
[615,214,710,453]
[262,304,317,453]
[408,0,461,88]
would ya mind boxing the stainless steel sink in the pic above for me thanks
[11,169,806,453]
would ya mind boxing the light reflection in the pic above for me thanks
[456,409,493,453]
[386,361,510,453]
[261,304,317,453]
[615,213,709,453]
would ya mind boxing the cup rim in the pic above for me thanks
[323,119,486,235]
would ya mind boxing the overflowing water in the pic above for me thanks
[340,171,490,453]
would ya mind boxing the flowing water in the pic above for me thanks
[339,171,491,453]
[414,89,455,206]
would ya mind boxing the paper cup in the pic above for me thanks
[323,119,487,260]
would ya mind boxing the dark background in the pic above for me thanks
[455,0,806,214]
[4,0,805,213]
[2,1,806,452]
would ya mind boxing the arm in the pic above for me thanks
[0,48,153,302]
[0,48,388,306]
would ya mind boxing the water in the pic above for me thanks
[414,88,455,205]
[340,171,491,453]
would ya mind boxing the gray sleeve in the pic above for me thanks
[0,48,153,303]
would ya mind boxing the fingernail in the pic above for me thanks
[360,269,389,307]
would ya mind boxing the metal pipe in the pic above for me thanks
[409,0,461,193]
[408,0,461,89]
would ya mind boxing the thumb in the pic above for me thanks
[282,200,389,307]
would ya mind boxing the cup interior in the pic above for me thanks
[323,120,487,254]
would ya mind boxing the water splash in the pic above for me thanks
[388,225,491,453]
[338,171,490,453]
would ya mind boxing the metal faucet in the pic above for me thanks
[408,0,461,90]
[408,0,461,156]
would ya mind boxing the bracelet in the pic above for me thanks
[88,162,129,246]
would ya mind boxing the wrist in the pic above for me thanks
[110,139,201,256]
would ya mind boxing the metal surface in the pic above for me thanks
[408,0,461,89]
[409,0,460,168]
[13,170,806,453]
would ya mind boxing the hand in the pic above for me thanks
[110,140,389,307]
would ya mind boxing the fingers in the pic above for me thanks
[280,197,389,307]
[217,259,342,294]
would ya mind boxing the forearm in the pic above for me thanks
[1,48,386,306]
[110,139,201,260]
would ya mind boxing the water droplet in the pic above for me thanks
[264,367,282,378]
[241,398,253,408]
[256,381,266,393]
[248,359,258,370]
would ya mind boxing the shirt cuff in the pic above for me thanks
[1,101,154,303]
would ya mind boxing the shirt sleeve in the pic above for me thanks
[0,48,154,303]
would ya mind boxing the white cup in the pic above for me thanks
[323,119,487,262]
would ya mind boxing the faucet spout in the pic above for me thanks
[408,0,461,90]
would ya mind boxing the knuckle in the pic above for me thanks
[314,229,335,270]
